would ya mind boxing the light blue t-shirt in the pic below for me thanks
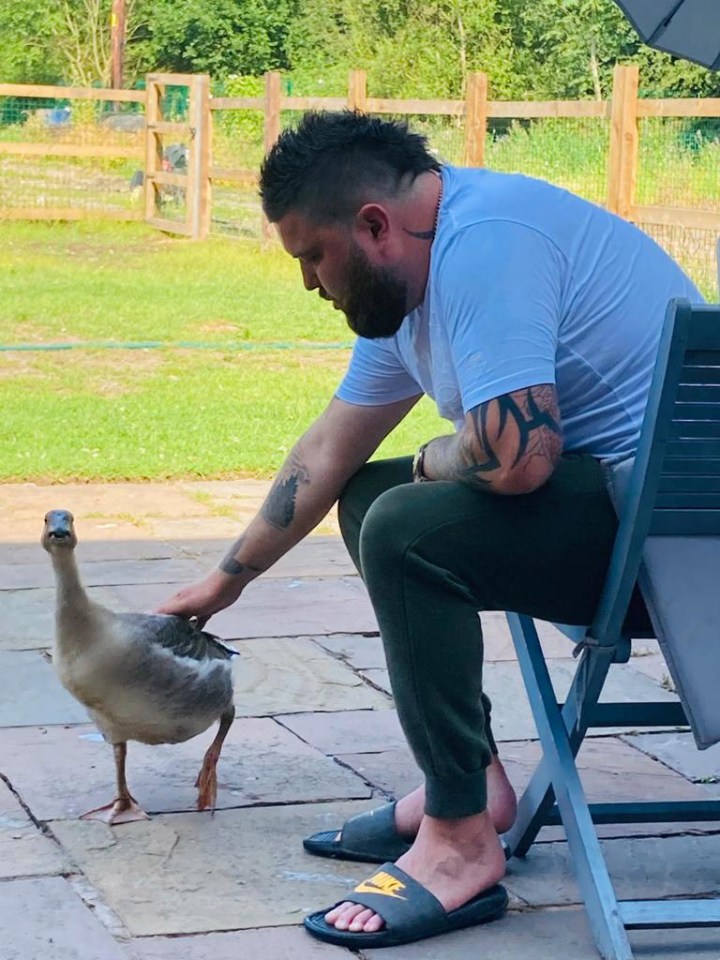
[336,167,702,459]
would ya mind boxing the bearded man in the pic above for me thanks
[159,110,701,950]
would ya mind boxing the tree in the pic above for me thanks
[144,0,296,77]
[0,0,64,84]
[286,0,517,99]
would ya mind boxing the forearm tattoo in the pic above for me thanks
[261,448,311,530]
[219,535,265,577]
[436,385,562,488]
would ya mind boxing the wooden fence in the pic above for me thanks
[1,66,719,286]
[0,82,145,222]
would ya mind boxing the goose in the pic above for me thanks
[42,509,238,825]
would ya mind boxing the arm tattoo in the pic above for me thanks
[460,385,562,486]
[261,448,310,530]
[219,534,265,577]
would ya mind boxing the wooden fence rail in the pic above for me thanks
[1,68,719,243]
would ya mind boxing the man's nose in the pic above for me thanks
[300,261,319,291]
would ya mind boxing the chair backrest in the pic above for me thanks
[593,299,720,748]
[650,301,720,536]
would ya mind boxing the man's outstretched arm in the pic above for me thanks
[156,393,420,621]
[419,383,563,495]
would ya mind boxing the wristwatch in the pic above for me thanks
[412,442,431,482]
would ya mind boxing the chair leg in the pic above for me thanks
[506,613,634,960]
[503,616,602,856]
[504,754,556,857]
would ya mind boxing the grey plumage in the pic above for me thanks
[42,509,238,822]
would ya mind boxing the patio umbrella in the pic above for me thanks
[612,0,720,69]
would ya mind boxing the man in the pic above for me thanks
[158,111,702,949]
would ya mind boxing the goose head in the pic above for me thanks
[42,510,78,553]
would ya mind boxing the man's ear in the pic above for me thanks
[356,203,391,243]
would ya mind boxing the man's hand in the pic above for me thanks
[155,569,243,626]
[419,383,563,495]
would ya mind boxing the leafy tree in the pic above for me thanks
[144,0,295,77]
[0,0,64,83]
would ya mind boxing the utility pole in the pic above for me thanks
[110,0,126,89]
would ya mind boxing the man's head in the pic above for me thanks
[259,111,441,339]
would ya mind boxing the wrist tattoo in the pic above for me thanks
[219,535,265,577]
[262,448,310,530]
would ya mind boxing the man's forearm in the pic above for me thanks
[420,386,563,494]
[216,440,348,590]
[420,430,519,493]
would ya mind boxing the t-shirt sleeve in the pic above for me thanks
[335,335,422,407]
[436,220,564,412]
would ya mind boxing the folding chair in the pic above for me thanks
[504,298,720,960]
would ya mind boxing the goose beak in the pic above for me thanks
[42,510,77,550]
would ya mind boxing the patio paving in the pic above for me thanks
[1,479,718,960]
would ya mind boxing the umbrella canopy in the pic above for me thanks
[613,0,720,70]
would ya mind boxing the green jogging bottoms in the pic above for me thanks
[337,452,632,819]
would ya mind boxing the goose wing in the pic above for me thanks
[119,613,239,663]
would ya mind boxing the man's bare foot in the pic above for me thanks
[325,809,506,933]
[394,754,517,839]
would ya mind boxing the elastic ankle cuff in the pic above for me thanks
[424,769,487,819]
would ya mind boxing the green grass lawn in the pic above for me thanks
[0,221,447,481]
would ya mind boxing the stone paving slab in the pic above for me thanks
[484,658,678,742]
[362,904,720,960]
[0,556,208,591]
[0,586,125,652]
[0,876,129,960]
[179,536,357,580]
[0,720,372,822]
[316,616,573,668]
[288,658,678,751]
[623,731,720,785]
[0,781,71,879]
[129,927,349,959]
[504,833,720,907]
[280,708,406,755]
[50,801,377,936]
[479,614,576,661]
[316,634,386,669]
[0,651,90,726]
[0,538,180,567]
[231,638,390,715]
[111,577,380,638]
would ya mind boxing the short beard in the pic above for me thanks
[342,246,409,339]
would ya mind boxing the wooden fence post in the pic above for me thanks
[607,64,639,219]
[144,76,163,223]
[464,72,488,167]
[261,70,282,246]
[189,73,211,240]
[348,70,367,111]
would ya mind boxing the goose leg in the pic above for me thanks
[195,706,235,813]
[80,742,150,825]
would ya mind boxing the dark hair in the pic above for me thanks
[259,111,440,224]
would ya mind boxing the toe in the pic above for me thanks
[349,908,381,932]
[325,902,367,930]
[362,911,385,933]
